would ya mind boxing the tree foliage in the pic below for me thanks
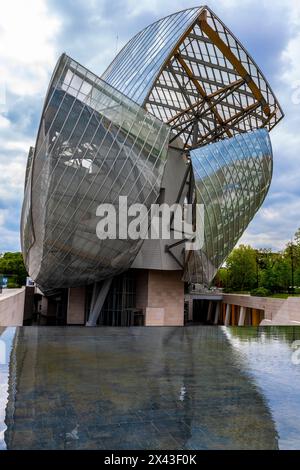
[0,252,27,287]
[226,245,257,291]
[216,228,300,294]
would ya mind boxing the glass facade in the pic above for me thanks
[21,7,283,292]
[102,7,283,149]
[102,7,203,105]
[185,129,273,284]
[22,54,170,291]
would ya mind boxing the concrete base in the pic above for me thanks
[0,288,25,326]
[67,287,86,325]
[64,269,185,327]
[136,269,184,326]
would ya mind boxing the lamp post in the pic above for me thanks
[290,241,295,294]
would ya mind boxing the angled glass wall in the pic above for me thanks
[22,54,170,291]
[184,129,273,284]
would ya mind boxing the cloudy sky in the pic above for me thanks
[0,0,299,252]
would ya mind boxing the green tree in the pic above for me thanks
[294,228,300,246]
[226,245,257,291]
[214,267,228,288]
[0,252,28,287]
[215,228,300,294]
[260,252,289,292]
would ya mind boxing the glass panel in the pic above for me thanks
[184,129,273,284]
[102,7,202,104]
[22,54,170,291]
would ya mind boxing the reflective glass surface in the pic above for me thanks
[102,7,203,104]
[185,129,273,284]
[1,327,300,450]
[21,55,170,290]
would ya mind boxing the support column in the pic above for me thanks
[90,281,102,312]
[214,302,221,325]
[207,301,213,323]
[86,278,113,326]
[238,306,246,326]
[188,298,193,322]
[225,304,231,326]
[252,308,260,326]
[232,304,236,325]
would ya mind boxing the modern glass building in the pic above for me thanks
[21,6,283,326]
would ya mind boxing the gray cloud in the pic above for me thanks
[0,0,299,253]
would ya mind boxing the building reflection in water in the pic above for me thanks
[1,327,299,449]
[0,327,16,450]
[224,327,300,450]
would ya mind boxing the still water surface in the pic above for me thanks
[0,326,300,450]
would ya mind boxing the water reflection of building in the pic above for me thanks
[20,6,283,327]
[4,327,278,449]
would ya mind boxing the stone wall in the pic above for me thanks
[223,294,300,325]
[145,270,184,326]
[67,287,86,325]
[0,288,25,326]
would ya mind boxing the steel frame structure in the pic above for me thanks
[21,6,284,292]
[143,8,283,149]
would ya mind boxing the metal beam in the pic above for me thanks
[172,68,255,99]
[260,108,278,128]
[164,245,184,269]
[167,78,245,125]
[174,52,233,138]
[167,62,195,110]
[178,53,240,77]
[150,93,263,127]
[191,101,261,148]
[142,13,202,106]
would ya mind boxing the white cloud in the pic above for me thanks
[280,0,300,105]
[2,140,32,152]
[0,0,61,96]
[260,208,280,222]
[0,157,26,202]
[0,0,60,251]
[238,233,288,252]
[282,35,300,86]
[0,210,6,227]
[0,115,10,129]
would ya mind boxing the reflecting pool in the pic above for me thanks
[0,326,300,450]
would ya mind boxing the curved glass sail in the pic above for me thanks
[102,7,203,104]
[185,129,273,284]
[102,6,283,149]
[21,54,170,291]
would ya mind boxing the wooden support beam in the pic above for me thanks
[199,14,271,117]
